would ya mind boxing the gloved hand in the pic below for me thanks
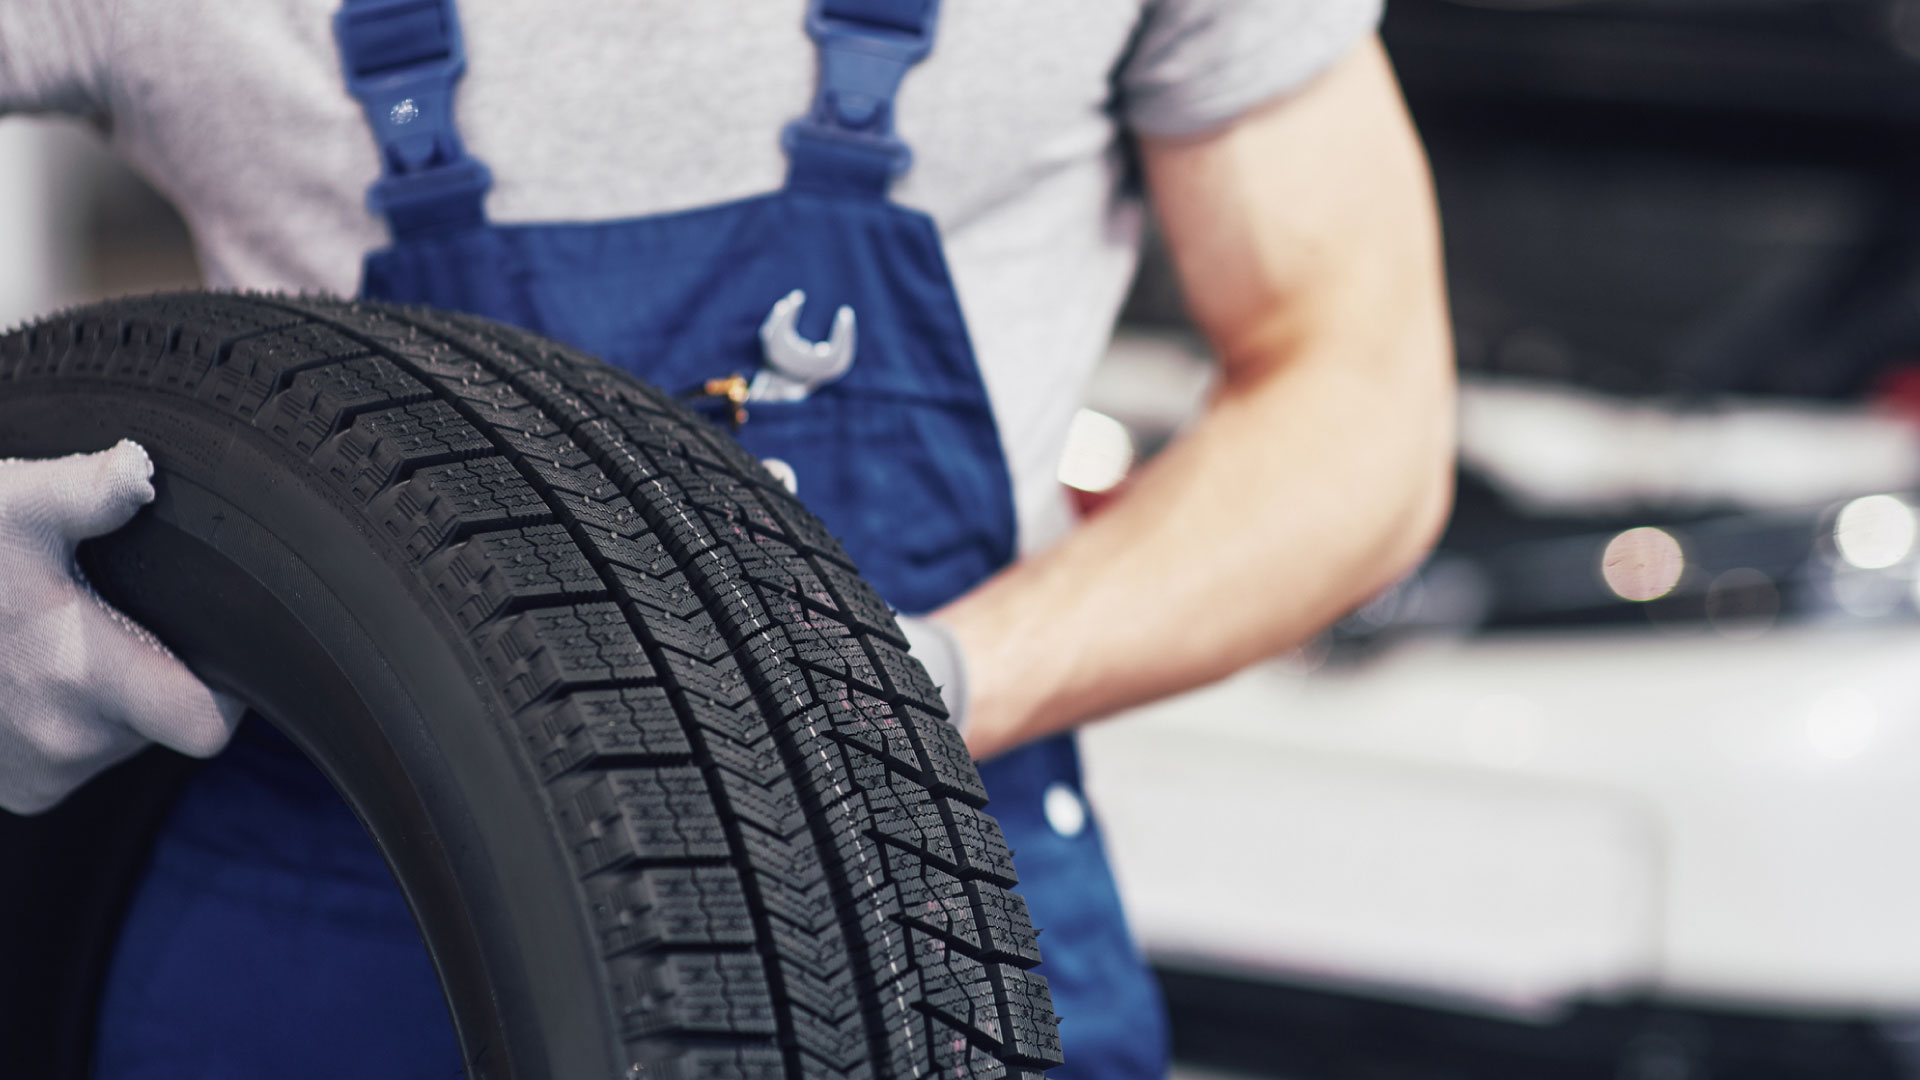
[0,441,243,815]
[897,614,969,735]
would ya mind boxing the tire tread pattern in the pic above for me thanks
[0,293,1062,1080]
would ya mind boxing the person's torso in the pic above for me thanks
[102,0,1155,553]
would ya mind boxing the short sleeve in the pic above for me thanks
[1118,0,1383,138]
[0,0,113,116]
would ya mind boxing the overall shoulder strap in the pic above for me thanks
[784,0,942,198]
[334,0,492,241]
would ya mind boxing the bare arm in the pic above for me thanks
[940,38,1456,760]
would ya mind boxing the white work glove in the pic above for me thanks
[897,614,969,735]
[0,441,243,815]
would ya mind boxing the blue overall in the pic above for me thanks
[95,2,1167,1076]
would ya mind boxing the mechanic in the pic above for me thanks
[0,0,1453,1076]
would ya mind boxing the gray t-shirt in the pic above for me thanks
[1,0,1380,554]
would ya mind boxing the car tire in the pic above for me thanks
[0,292,1061,1080]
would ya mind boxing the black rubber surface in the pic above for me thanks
[0,292,1061,1080]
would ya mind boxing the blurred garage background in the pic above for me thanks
[10,2,1920,1077]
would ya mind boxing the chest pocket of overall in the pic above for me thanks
[361,189,1017,615]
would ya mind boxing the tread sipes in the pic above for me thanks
[0,292,1062,1080]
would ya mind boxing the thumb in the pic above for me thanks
[4,440,158,545]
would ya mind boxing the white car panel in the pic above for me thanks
[1079,626,1920,1015]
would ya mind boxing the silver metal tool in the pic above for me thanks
[751,289,856,402]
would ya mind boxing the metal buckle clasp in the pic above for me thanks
[781,1,940,177]
[334,0,491,228]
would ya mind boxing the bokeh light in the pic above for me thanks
[1056,408,1135,494]
[1834,494,1916,570]
[1601,527,1685,602]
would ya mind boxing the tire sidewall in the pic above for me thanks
[0,381,624,1078]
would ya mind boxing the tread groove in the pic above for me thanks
[260,300,818,1076]
[0,292,1060,1079]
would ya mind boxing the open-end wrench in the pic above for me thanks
[751,289,856,402]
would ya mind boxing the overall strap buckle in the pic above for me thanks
[335,0,491,240]
[784,0,941,195]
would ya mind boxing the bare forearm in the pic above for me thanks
[945,309,1452,759]
[940,39,1454,760]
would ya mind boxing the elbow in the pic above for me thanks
[1372,335,1458,592]
[1386,447,1455,584]
[1354,441,1452,607]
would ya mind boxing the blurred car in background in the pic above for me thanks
[1070,1,1920,1077]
